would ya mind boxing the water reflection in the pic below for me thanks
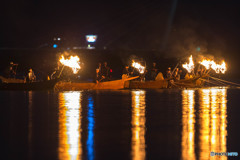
[181,90,196,160]
[198,88,227,160]
[58,92,82,160]
[181,88,227,160]
[131,90,146,160]
[87,97,95,160]
[27,91,33,160]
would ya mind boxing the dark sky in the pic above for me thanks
[1,0,240,55]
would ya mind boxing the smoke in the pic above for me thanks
[164,16,226,59]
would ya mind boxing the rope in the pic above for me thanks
[209,76,240,86]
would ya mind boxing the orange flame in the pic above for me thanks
[182,55,194,73]
[132,61,145,74]
[199,59,226,74]
[59,55,81,74]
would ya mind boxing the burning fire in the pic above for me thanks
[199,59,226,74]
[182,55,194,73]
[132,61,145,74]
[59,55,81,74]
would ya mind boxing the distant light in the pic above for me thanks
[87,44,95,49]
[196,47,201,52]
[86,35,97,43]
[53,37,57,41]
[73,47,82,50]
[53,44,58,48]
[57,38,61,41]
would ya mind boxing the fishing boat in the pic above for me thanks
[54,76,139,91]
[126,80,168,89]
[0,76,59,91]
[126,76,205,89]
[171,76,205,88]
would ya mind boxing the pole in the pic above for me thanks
[58,66,65,78]
[171,62,179,76]
[199,78,223,86]
[210,76,240,86]
[206,68,212,75]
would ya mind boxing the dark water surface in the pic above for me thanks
[2,87,240,160]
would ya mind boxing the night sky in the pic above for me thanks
[1,0,240,57]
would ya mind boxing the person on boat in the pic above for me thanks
[166,67,172,79]
[101,62,110,81]
[26,68,36,83]
[97,62,102,73]
[166,67,174,88]
[150,62,158,80]
[122,65,133,77]
[9,61,18,78]
[95,68,102,83]
[51,61,61,79]
[179,69,184,79]
[139,69,147,82]
[173,68,180,81]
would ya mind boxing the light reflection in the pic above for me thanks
[181,88,227,160]
[27,91,33,160]
[181,90,196,160]
[199,88,227,160]
[58,91,82,160]
[87,97,95,160]
[131,90,146,160]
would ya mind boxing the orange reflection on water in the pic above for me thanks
[58,92,82,160]
[131,90,146,160]
[199,88,227,160]
[181,88,227,160]
[181,90,196,160]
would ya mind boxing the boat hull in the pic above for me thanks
[54,76,139,91]
[126,76,204,89]
[126,80,168,89]
[0,79,59,91]
[173,77,204,88]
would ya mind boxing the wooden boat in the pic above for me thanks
[126,80,168,89]
[0,76,59,91]
[54,76,139,91]
[126,76,205,89]
[172,76,204,88]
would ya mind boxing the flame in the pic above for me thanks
[132,61,145,74]
[199,59,226,74]
[59,55,81,74]
[182,55,194,73]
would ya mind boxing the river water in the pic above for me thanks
[2,87,240,160]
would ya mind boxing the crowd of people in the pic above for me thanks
[121,62,185,82]
[94,61,191,83]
